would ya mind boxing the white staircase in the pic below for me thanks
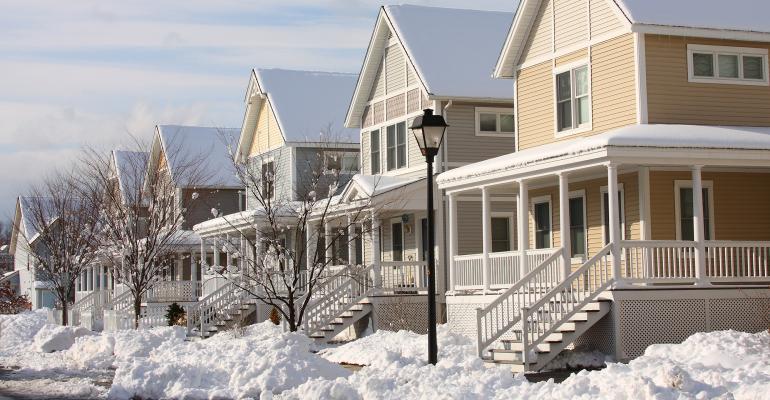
[186,278,255,338]
[478,244,616,372]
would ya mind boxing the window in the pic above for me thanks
[475,108,515,136]
[675,181,714,241]
[386,122,407,171]
[555,64,591,133]
[261,160,275,199]
[601,186,626,245]
[533,199,551,249]
[491,217,512,252]
[688,44,769,85]
[569,194,586,258]
[324,152,358,173]
[391,221,403,261]
[370,130,380,174]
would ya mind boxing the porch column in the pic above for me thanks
[200,237,207,271]
[347,215,356,265]
[607,164,622,283]
[75,273,81,293]
[305,223,315,271]
[481,186,491,292]
[225,234,232,271]
[89,266,95,291]
[213,239,220,268]
[692,165,708,285]
[371,212,382,288]
[176,256,183,281]
[107,266,113,291]
[191,249,198,291]
[517,179,529,279]
[448,193,457,293]
[239,235,246,273]
[558,172,571,280]
[324,222,333,264]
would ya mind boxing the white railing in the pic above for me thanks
[302,265,373,336]
[620,240,698,283]
[520,244,614,366]
[145,280,200,302]
[187,277,249,336]
[454,248,557,290]
[475,249,564,357]
[706,241,770,281]
[379,261,428,294]
[103,290,135,331]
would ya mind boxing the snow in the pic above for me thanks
[255,68,360,143]
[33,324,93,353]
[617,0,770,34]
[2,311,770,399]
[348,174,423,197]
[112,150,148,205]
[385,5,514,99]
[156,124,242,188]
[17,196,55,243]
[438,124,770,185]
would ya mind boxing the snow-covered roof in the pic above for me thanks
[616,0,770,34]
[17,196,55,243]
[113,150,148,205]
[155,125,242,188]
[347,5,514,128]
[438,124,770,186]
[348,174,422,198]
[255,69,360,143]
[386,5,513,99]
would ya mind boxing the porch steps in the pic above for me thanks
[308,301,373,344]
[484,299,611,372]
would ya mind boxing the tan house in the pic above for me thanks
[437,0,770,371]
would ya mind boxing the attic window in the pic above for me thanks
[688,44,768,86]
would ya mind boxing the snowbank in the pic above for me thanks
[33,324,93,352]
[0,309,48,354]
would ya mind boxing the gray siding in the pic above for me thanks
[385,44,406,93]
[445,102,516,165]
[183,188,241,229]
[294,146,360,200]
[456,200,517,255]
[246,147,293,207]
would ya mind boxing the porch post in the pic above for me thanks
[75,273,81,293]
[448,193,457,293]
[638,167,651,240]
[305,223,315,271]
[225,234,232,271]
[88,266,94,291]
[347,215,356,265]
[213,239,220,268]
[481,186,491,292]
[517,179,529,279]
[371,212,382,288]
[191,249,198,290]
[107,266,113,291]
[558,172,571,280]
[692,165,708,285]
[607,164,622,283]
[324,221,333,264]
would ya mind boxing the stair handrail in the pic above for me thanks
[475,248,564,358]
[520,244,614,366]
[303,264,374,335]
[106,289,133,312]
[71,291,97,314]
[187,277,242,335]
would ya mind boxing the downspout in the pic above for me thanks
[440,100,453,173]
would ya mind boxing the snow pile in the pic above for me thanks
[33,324,93,353]
[544,350,609,370]
[0,309,48,354]
[109,322,350,399]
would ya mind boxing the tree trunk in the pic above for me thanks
[61,301,69,326]
[133,296,142,329]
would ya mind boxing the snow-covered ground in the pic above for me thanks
[1,310,769,399]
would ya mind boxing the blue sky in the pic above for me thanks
[0,0,516,220]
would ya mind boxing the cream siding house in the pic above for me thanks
[439,0,770,372]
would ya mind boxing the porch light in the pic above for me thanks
[409,108,448,366]
[410,109,449,160]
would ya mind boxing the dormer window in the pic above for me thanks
[555,63,591,135]
[688,44,768,86]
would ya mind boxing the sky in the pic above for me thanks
[0,0,516,220]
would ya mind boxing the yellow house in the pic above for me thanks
[437,0,770,371]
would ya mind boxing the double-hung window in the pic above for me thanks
[391,221,404,261]
[569,194,586,258]
[370,129,381,174]
[556,64,591,133]
[688,44,769,85]
[533,198,551,249]
[476,108,515,137]
[386,122,407,171]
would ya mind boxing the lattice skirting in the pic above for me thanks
[371,296,429,334]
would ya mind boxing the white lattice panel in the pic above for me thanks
[619,299,707,359]
[709,297,770,332]
[375,302,429,333]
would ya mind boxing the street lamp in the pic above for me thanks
[409,108,448,365]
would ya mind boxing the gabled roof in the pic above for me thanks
[150,125,242,189]
[495,0,770,78]
[346,5,514,128]
[112,150,148,205]
[235,68,359,160]
[11,196,55,254]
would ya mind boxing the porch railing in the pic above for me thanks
[379,261,428,294]
[454,248,556,290]
[145,280,201,303]
[705,241,770,281]
[620,240,698,283]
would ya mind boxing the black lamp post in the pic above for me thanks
[409,108,448,365]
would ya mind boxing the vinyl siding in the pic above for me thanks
[520,0,553,61]
[182,188,241,229]
[248,99,284,157]
[645,34,770,126]
[246,147,292,206]
[590,0,625,37]
[456,200,517,255]
[386,93,406,121]
[554,0,588,50]
[362,105,373,128]
[555,48,588,67]
[517,33,637,150]
[294,147,359,200]
[445,102,516,164]
[649,171,770,241]
[361,131,371,175]
[370,60,386,100]
[406,89,421,114]
[385,44,406,94]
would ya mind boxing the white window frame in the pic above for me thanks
[531,195,553,250]
[568,190,588,261]
[475,107,515,137]
[385,121,408,172]
[674,180,716,241]
[553,60,593,137]
[491,211,516,253]
[687,44,769,86]
[600,183,626,244]
[261,157,275,201]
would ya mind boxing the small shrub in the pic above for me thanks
[269,307,281,325]
[166,302,186,326]
[0,282,31,314]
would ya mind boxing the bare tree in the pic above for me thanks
[204,129,389,332]
[82,135,210,328]
[18,171,103,325]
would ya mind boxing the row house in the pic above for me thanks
[437,0,770,371]
[9,197,57,309]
